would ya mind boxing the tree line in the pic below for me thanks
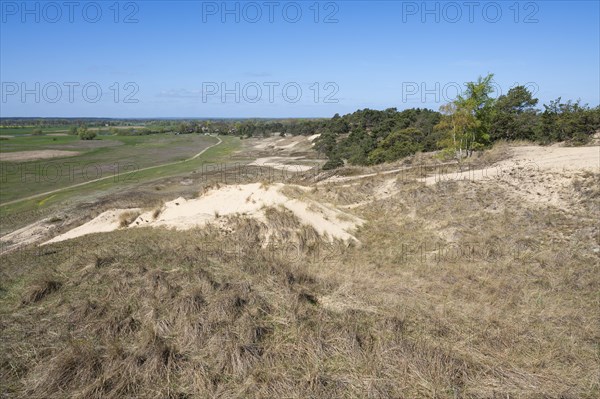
[313,74,600,169]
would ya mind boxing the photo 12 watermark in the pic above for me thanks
[0,161,141,185]
[395,239,535,265]
[1,82,140,104]
[201,1,339,23]
[401,81,539,104]
[401,1,540,24]
[1,1,140,23]
[200,81,339,104]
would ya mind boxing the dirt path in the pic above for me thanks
[0,136,223,207]
[319,161,458,185]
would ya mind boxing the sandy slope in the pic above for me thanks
[249,157,315,172]
[0,218,56,253]
[43,209,141,245]
[42,183,363,245]
[420,145,599,185]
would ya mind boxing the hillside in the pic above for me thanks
[1,140,598,398]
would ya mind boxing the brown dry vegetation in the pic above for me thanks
[1,147,599,398]
[118,211,142,228]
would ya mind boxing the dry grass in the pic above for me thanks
[1,148,598,398]
[20,276,63,305]
[152,206,163,220]
[118,210,141,228]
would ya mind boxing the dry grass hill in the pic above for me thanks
[1,137,598,398]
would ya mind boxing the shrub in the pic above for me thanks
[78,127,96,140]
[322,156,344,170]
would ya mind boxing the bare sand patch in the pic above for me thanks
[0,150,81,162]
[323,144,599,211]
[43,183,363,245]
[44,209,141,245]
[414,145,600,210]
[251,135,317,152]
[277,140,299,149]
[249,157,315,172]
[0,218,56,254]
[420,145,599,186]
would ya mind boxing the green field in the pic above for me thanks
[0,126,74,136]
[0,125,152,136]
[0,133,240,215]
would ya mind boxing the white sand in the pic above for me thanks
[252,135,318,151]
[44,209,140,245]
[249,157,314,172]
[420,145,599,185]
[1,218,56,254]
[43,184,362,244]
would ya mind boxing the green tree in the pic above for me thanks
[490,85,539,140]
[436,74,495,158]
[368,128,424,164]
[322,154,344,170]
[314,131,337,157]
[436,102,480,159]
[537,98,600,143]
[338,128,376,165]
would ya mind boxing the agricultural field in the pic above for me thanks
[0,133,235,205]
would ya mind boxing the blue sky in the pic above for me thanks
[1,0,598,117]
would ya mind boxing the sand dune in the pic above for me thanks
[420,145,599,185]
[43,183,363,245]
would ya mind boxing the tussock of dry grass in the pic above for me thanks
[21,276,62,305]
[150,201,165,220]
[118,210,141,228]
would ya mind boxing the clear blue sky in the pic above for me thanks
[1,0,598,117]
